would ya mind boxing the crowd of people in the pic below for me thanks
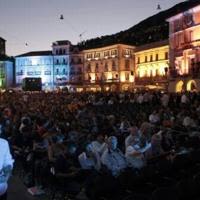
[1,90,200,200]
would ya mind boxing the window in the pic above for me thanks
[87,54,92,59]
[156,54,159,61]
[87,64,91,72]
[145,56,148,62]
[111,50,117,56]
[138,57,140,64]
[63,68,66,75]
[104,51,109,57]
[63,49,66,54]
[78,58,82,64]
[63,59,66,64]
[150,70,153,77]
[17,70,24,76]
[112,60,116,71]
[95,52,100,58]
[125,73,129,81]
[165,52,168,60]
[156,69,159,76]
[27,71,34,76]
[105,62,108,71]
[71,58,74,64]
[95,63,99,72]
[56,59,59,65]
[35,71,41,75]
[44,71,51,75]
[56,68,59,75]
[125,60,130,70]
[150,55,153,62]
[189,31,193,42]
[78,67,82,73]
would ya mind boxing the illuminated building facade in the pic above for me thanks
[167,4,200,92]
[69,46,84,92]
[0,59,14,89]
[15,40,83,90]
[134,40,169,90]
[15,51,53,89]
[83,44,135,91]
[52,40,71,87]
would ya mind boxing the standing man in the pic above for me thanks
[0,138,14,200]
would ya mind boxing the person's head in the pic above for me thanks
[67,143,77,155]
[85,143,94,156]
[129,126,138,136]
[96,133,105,143]
[151,133,162,148]
[107,136,118,150]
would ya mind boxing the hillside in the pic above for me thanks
[78,0,200,49]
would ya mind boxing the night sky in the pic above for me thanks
[0,0,185,56]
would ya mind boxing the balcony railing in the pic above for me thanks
[170,63,200,79]
[84,78,120,84]
[135,75,168,83]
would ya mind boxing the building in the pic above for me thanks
[167,3,200,92]
[134,40,169,90]
[83,44,135,92]
[15,51,53,89]
[0,37,14,89]
[0,37,6,56]
[52,40,71,88]
[69,45,84,92]
[15,40,83,90]
[0,56,14,89]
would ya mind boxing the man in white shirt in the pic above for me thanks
[0,138,14,199]
[78,144,101,171]
[91,133,107,156]
[125,126,140,149]
[149,110,160,124]
[125,140,151,170]
[101,136,127,177]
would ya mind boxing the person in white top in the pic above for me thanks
[0,138,14,197]
[125,140,150,170]
[101,136,127,177]
[125,126,140,149]
[149,110,160,124]
[181,94,188,104]
[161,93,169,107]
[78,144,101,171]
[137,94,144,104]
[91,133,107,156]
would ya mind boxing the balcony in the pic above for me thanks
[135,75,168,84]
[84,78,120,84]
[170,63,200,79]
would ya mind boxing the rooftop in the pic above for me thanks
[16,51,52,57]
[135,40,169,53]
[0,37,6,42]
[52,40,71,46]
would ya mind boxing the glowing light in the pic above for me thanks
[120,73,125,82]
[107,72,112,80]
[32,58,39,66]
